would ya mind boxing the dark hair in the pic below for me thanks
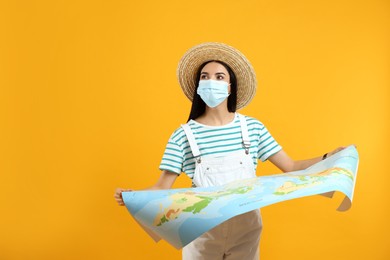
[187,60,237,122]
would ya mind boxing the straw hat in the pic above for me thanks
[177,42,257,110]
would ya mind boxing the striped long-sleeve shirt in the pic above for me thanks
[159,113,282,179]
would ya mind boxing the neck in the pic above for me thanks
[198,102,235,126]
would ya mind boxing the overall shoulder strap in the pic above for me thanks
[238,114,250,153]
[181,123,201,158]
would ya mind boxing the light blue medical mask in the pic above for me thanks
[197,80,230,108]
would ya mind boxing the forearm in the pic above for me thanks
[291,156,323,171]
[115,170,178,206]
[145,183,171,190]
[291,147,349,171]
[269,149,328,173]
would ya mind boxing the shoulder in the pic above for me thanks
[167,122,200,145]
[168,125,186,142]
[239,114,265,129]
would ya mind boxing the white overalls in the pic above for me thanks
[181,114,263,260]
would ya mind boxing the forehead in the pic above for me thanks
[200,62,229,73]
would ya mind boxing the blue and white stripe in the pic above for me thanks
[159,114,282,179]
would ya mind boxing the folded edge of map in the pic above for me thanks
[123,145,359,249]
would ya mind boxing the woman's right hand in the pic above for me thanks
[114,188,132,206]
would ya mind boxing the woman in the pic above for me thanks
[115,42,346,259]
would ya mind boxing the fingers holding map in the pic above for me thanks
[122,145,359,249]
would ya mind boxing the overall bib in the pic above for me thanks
[181,114,263,260]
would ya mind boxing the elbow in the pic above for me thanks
[283,161,298,173]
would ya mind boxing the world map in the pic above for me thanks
[123,146,358,249]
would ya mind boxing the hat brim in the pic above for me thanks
[177,42,257,110]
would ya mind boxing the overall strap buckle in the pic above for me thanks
[243,140,250,154]
[195,156,202,164]
[239,113,251,155]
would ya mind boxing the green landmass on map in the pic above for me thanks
[182,196,213,214]
[153,179,258,227]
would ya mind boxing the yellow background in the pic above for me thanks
[1,0,389,259]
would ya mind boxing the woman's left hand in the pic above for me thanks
[327,144,356,157]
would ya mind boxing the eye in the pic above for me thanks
[217,75,224,80]
[200,75,208,79]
